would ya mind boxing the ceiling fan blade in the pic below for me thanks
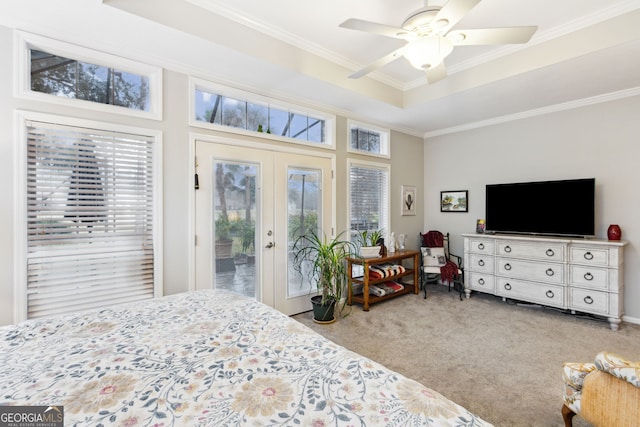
[425,62,447,84]
[349,47,406,79]
[448,26,537,45]
[339,18,412,40]
[434,0,481,34]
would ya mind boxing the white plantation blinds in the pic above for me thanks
[26,121,156,319]
[349,164,389,237]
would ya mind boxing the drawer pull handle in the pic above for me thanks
[478,259,485,267]
[504,263,512,271]
[504,283,512,291]
[584,272,594,281]
[546,249,555,257]
[584,251,594,260]
[584,296,594,305]
[546,268,554,277]
[504,245,512,253]
[478,243,484,250]
[478,278,485,285]
[546,290,555,299]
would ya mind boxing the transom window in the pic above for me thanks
[347,120,390,158]
[190,78,335,147]
[16,31,162,120]
[30,49,150,111]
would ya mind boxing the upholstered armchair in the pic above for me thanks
[562,352,640,427]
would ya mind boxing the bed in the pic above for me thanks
[1,289,491,426]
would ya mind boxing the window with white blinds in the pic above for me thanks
[25,120,158,319]
[348,161,390,241]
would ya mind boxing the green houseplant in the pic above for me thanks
[356,229,384,258]
[292,229,355,323]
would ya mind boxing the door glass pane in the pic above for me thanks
[213,161,257,298]
[287,168,322,298]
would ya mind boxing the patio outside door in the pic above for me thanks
[194,141,332,315]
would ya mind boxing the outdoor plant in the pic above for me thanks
[235,218,255,253]
[215,215,233,242]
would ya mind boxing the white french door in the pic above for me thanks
[194,140,333,315]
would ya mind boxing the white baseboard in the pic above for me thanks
[623,314,640,325]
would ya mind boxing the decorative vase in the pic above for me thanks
[398,234,407,250]
[607,224,622,241]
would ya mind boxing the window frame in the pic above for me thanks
[346,158,391,244]
[346,119,390,159]
[189,77,336,149]
[14,31,163,120]
[14,110,164,323]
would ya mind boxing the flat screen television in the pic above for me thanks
[485,178,595,237]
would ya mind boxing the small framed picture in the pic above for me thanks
[401,185,416,216]
[441,190,468,212]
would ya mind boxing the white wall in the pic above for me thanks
[0,25,424,325]
[423,95,640,322]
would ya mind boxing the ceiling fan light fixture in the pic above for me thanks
[403,36,453,70]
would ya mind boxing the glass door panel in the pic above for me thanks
[213,162,257,299]
[286,168,322,299]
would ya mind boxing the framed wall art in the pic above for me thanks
[401,185,416,216]
[440,190,468,212]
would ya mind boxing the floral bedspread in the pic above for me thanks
[1,290,491,426]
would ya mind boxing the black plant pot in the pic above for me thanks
[310,295,336,324]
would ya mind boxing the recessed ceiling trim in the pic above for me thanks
[185,0,407,90]
[187,0,640,92]
[448,0,640,75]
[424,86,640,138]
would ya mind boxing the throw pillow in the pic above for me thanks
[421,247,446,267]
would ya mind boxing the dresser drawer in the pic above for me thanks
[467,254,494,274]
[496,278,564,308]
[570,247,610,266]
[569,288,609,315]
[569,265,611,290]
[497,241,565,262]
[467,272,495,293]
[467,239,494,254]
[496,258,564,284]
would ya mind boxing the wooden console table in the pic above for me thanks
[347,250,419,311]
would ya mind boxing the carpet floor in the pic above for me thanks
[292,285,640,427]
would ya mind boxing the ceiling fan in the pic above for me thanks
[339,0,537,83]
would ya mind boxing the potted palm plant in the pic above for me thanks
[215,215,233,259]
[292,229,354,323]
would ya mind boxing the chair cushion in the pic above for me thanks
[421,247,446,267]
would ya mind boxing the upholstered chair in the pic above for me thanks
[562,352,640,427]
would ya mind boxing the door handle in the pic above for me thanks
[265,242,275,249]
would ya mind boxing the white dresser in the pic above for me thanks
[462,233,628,330]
